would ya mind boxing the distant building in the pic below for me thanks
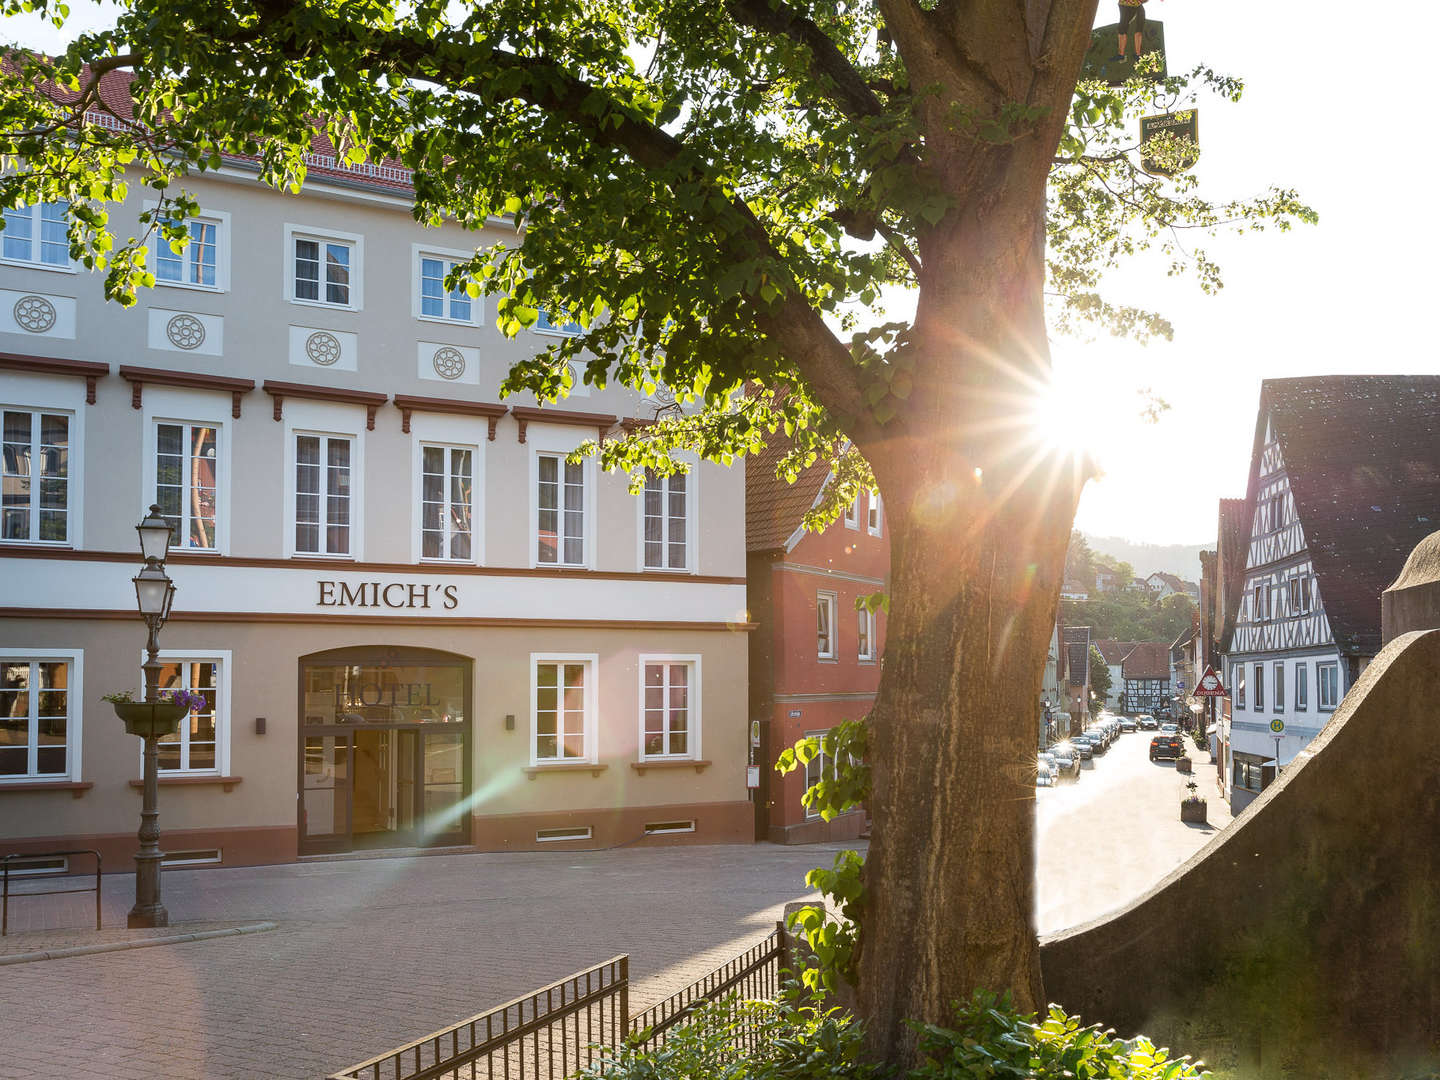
[1093,639,1140,710]
[1062,625,1093,734]
[1223,376,1440,814]
[1201,498,1249,798]
[1094,567,1123,593]
[1060,581,1090,601]
[1121,642,1171,716]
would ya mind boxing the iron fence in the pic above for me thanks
[1,849,103,936]
[327,923,790,1080]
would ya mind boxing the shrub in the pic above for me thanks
[910,991,1209,1079]
[579,994,878,1080]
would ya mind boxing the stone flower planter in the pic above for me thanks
[113,700,187,738]
[1175,755,1193,774]
[1180,798,1208,824]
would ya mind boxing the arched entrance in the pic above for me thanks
[297,645,472,854]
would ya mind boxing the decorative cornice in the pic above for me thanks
[118,365,255,419]
[391,394,507,439]
[509,405,619,445]
[0,607,756,631]
[261,380,387,430]
[0,353,109,404]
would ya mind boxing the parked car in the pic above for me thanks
[1071,736,1095,760]
[1118,717,1137,733]
[1159,722,1179,736]
[1085,728,1111,752]
[1137,715,1158,730]
[1035,757,1055,786]
[1048,745,1081,779]
[1149,734,1185,761]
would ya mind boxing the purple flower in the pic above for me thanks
[160,688,207,713]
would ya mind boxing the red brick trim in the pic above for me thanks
[0,607,756,631]
[0,826,296,874]
[127,775,242,792]
[0,354,108,404]
[510,405,618,445]
[118,364,255,418]
[0,780,93,798]
[472,800,754,850]
[261,380,387,430]
[392,395,507,439]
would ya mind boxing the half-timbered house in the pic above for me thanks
[1224,375,1440,813]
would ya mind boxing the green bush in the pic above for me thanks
[579,990,1207,1080]
[910,991,1208,1079]
[579,994,878,1080]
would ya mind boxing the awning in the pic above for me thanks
[1261,759,1278,767]
[1206,723,1219,735]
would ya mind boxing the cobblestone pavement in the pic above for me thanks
[0,843,835,1080]
[0,749,1232,1080]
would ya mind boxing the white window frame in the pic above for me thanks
[0,200,74,273]
[418,441,478,563]
[281,400,365,560]
[1272,661,1285,712]
[1295,662,1308,711]
[802,729,838,820]
[817,590,838,660]
[143,389,230,555]
[637,466,696,573]
[1233,661,1246,709]
[145,202,231,293]
[867,492,883,537]
[1253,663,1264,710]
[529,653,599,766]
[857,605,877,661]
[843,495,859,530]
[141,650,232,777]
[290,431,355,558]
[637,653,701,762]
[0,648,82,783]
[410,244,482,326]
[1317,662,1340,711]
[528,425,595,569]
[1,404,76,546]
[533,310,582,337]
[284,223,364,312]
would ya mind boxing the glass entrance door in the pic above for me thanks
[302,734,350,852]
[351,729,419,847]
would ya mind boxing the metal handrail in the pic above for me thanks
[1,849,103,936]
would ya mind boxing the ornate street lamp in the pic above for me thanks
[115,504,183,928]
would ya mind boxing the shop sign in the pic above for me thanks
[1139,109,1199,175]
[317,580,459,610]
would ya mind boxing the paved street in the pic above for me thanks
[0,736,1231,1080]
[1036,729,1232,934]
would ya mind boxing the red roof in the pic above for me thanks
[744,432,831,553]
[1121,642,1170,680]
[1094,639,1141,665]
[1249,376,1440,656]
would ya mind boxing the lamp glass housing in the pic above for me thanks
[133,561,173,617]
[136,504,173,563]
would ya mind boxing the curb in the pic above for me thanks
[0,920,278,966]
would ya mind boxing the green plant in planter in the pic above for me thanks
[1184,780,1204,803]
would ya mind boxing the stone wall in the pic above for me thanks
[1382,529,1440,644]
[1040,628,1440,1078]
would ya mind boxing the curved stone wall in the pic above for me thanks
[1039,628,1440,1078]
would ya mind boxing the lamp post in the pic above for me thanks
[127,504,177,928]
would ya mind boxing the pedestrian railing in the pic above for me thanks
[327,923,789,1080]
[1,849,103,936]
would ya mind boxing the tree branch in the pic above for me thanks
[876,219,922,279]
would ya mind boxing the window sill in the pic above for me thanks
[129,775,242,792]
[523,762,607,779]
[817,657,839,664]
[632,759,711,775]
[0,780,92,798]
[415,313,481,329]
[0,257,77,275]
[288,297,360,314]
[642,566,695,575]
[155,280,226,295]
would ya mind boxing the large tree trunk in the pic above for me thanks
[852,171,1090,1058]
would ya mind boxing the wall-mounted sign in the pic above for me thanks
[317,580,459,610]
[1270,718,1286,734]
[1194,666,1227,697]
[1139,109,1199,175]
[788,709,802,718]
[746,766,761,789]
[1082,20,1167,85]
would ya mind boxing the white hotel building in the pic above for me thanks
[0,112,754,867]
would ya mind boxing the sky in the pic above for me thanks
[5,1,1437,546]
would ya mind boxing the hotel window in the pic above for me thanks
[287,226,362,309]
[1253,663,1264,710]
[642,471,688,570]
[294,434,351,556]
[155,421,220,550]
[1273,661,1285,712]
[418,255,473,323]
[534,310,582,336]
[867,493,883,536]
[843,495,859,530]
[858,606,877,661]
[532,656,595,763]
[1234,662,1246,709]
[1296,663,1308,710]
[536,453,585,566]
[2,201,69,267]
[2,409,69,543]
[421,445,473,561]
[640,656,698,760]
[155,658,221,773]
[1317,662,1340,710]
[155,217,220,288]
[817,591,837,659]
[0,654,74,780]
